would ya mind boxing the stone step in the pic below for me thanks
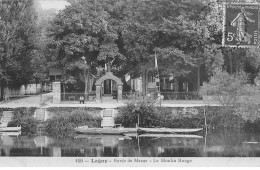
[101,109,115,128]
[1,117,12,121]
[101,117,115,128]
[103,109,113,117]
[2,115,13,118]
[2,111,13,116]
[34,109,45,121]
[0,111,14,127]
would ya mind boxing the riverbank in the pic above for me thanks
[0,93,220,109]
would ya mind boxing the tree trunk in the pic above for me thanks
[63,82,66,101]
[236,59,239,75]
[84,69,90,100]
[197,66,200,92]
[0,80,4,101]
[229,55,233,74]
[107,62,111,72]
[145,69,148,93]
[142,70,147,96]
[174,78,179,92]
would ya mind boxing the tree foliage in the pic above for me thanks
[48,0,124,72]
[200,68,260,106]
[47,0,227,82]
[0,0,38,99]
[45,0,260,94]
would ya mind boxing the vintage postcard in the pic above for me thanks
[1,0,260,167]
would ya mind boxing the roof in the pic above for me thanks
[96,72,123,86]
[49,68,63,76]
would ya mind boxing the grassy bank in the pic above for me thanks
[2,104,260,136]
[115,103,260,132]
[7,107,37,135]
[3,107,102,136]
[45,107,102,137]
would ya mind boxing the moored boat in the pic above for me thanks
[74,134,133,140]
[74,127,137,135]
[0,131,21,136]
[0,126,21,132]
[137,127,203,134]
[74,127,203,135]
[124,133,203,139]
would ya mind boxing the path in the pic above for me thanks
[0,95,42,108]
[0,93,220,108]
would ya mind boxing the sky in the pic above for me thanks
[39,0,69,10]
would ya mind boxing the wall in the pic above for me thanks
[25,84,42,94]
[0,83,51,100]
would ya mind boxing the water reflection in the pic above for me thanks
[0,130,260,157]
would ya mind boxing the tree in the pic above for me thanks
[47,0,125,96]
[200,68,260,122]
[118,0,225,93]
[0,0,38,100]
[200,68,258,105]
[47,0,258,96]
[30,2,58,87]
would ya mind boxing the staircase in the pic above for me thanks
[34,109,48,132]
[0,111,14,127]
[34,108,46,122]
[101,109,115,128]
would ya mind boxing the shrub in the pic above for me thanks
[116,102,162,128]
[160,106,245,129]
[200,69,254,105]
[45,108,102,137]
[12,107,37,119]
[158,107,205,128]
[200,69,260,122]
[0,110,3,123]
[116,103,254,130]
[117,103,205,128]
[8,117,38,135]
[7,107,38,135]
[47,107,102,118]
[244,119,260,132]
[204,106,245,129]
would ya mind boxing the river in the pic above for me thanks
[0,130,260,157]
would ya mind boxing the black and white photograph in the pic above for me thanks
[0,0,260,167]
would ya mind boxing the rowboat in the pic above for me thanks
[74,127,203,135]
[0,131,21,136]
[74,127,137,135]
[242,141,259,144]
[0,126,21,132]
[124,133,203,139]
[74,134,132,140]
[138,127,203,134]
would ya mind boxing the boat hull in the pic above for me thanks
[0,127,21,132]
[124,133,203,139]
[75,128,137,135]
[0,131,21,136]
[74,127,203,135]
[138,128,203,134]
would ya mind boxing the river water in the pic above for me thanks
[0,130,260,157]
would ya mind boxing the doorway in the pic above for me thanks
[103,79,112,95]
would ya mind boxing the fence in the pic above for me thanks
[160,92,202,100]
[61,92,96,102]
[60,91,202,103]
[122,91,202,101]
